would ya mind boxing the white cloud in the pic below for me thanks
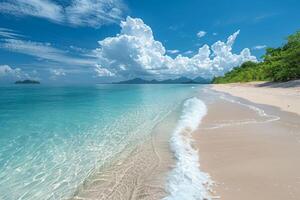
[93,17,257,79]
[0,28,24,39]
[0,0,125,27]
[94,64,115,77]
[0,0,64,22]
[69,45,89,53]
[197,31,206,38]
[0,65,28,79]
[167,49,180,54]
[0,39,96,66]
[253,45,267,50]
[49,68,66,80]
[50,69,66,76]
[183,50,193,55]
[212,32,218,36]
[66,0,125,27]
[0,16,257,82]
[0,29,100,80]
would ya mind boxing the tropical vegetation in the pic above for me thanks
[213,31,300,83]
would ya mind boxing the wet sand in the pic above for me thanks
[195,92,300,200]
[71,109,179,200]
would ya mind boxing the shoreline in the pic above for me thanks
[212,80,300,115]
[71,105,180,200]
[194,84,300,199]
[71,91,213,200]
[71,83,300,200]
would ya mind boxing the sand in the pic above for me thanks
[71,82,300,200]
[194,84,300,200]
[71,109,179,200]
[212,80,300,115]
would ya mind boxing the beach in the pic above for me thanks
[71,94,212,200]
[212,80,300,115]
[1,0,299,199]
[1,83,299,200]
[193,81,300,200]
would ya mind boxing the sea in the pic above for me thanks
[0,84,211,200]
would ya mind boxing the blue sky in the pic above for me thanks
[0,0,299,84]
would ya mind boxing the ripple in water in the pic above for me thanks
[0,84,200,199]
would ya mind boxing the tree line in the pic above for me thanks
[213,31,300,83]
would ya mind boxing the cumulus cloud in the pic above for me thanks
[197,31,206,38]
[49,68,66,80]
[94,64,115,77]
[93,17,257,79]
[50,69,66,76]
[0,16,257,82]
[0,65,29,79]
[0,0,125,27]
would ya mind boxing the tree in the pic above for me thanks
[212,30,300,83]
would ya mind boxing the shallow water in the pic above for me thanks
[0,84,203,200]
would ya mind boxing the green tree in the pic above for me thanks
[212,30,300,83]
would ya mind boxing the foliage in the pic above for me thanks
[212,31,300,83]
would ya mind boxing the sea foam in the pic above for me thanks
[164,97,212,200]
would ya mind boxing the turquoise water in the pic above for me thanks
[0,84,201,200]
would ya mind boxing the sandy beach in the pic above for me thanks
[194,81,300,200]
[72,82,300,200]
[212,80,300,115]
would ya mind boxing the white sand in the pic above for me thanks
[212,80,300,115]
[194,85,300,200]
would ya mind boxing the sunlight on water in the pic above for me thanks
[0,84,201,199]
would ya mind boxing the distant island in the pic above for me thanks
[15,80,40,84]
[213,30,300,84]
[113,76,211,84]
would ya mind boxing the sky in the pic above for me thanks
[0,0,299,84]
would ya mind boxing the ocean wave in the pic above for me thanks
[164,97,212,200]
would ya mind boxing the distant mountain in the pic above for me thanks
[115,78,150,84]
[15,80,40,84]
[113,77,211,84]
[159,77,194,84]
[193,76,211,84]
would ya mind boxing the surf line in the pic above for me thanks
[164,97,214,200]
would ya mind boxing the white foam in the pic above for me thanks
[164,97,212,200]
